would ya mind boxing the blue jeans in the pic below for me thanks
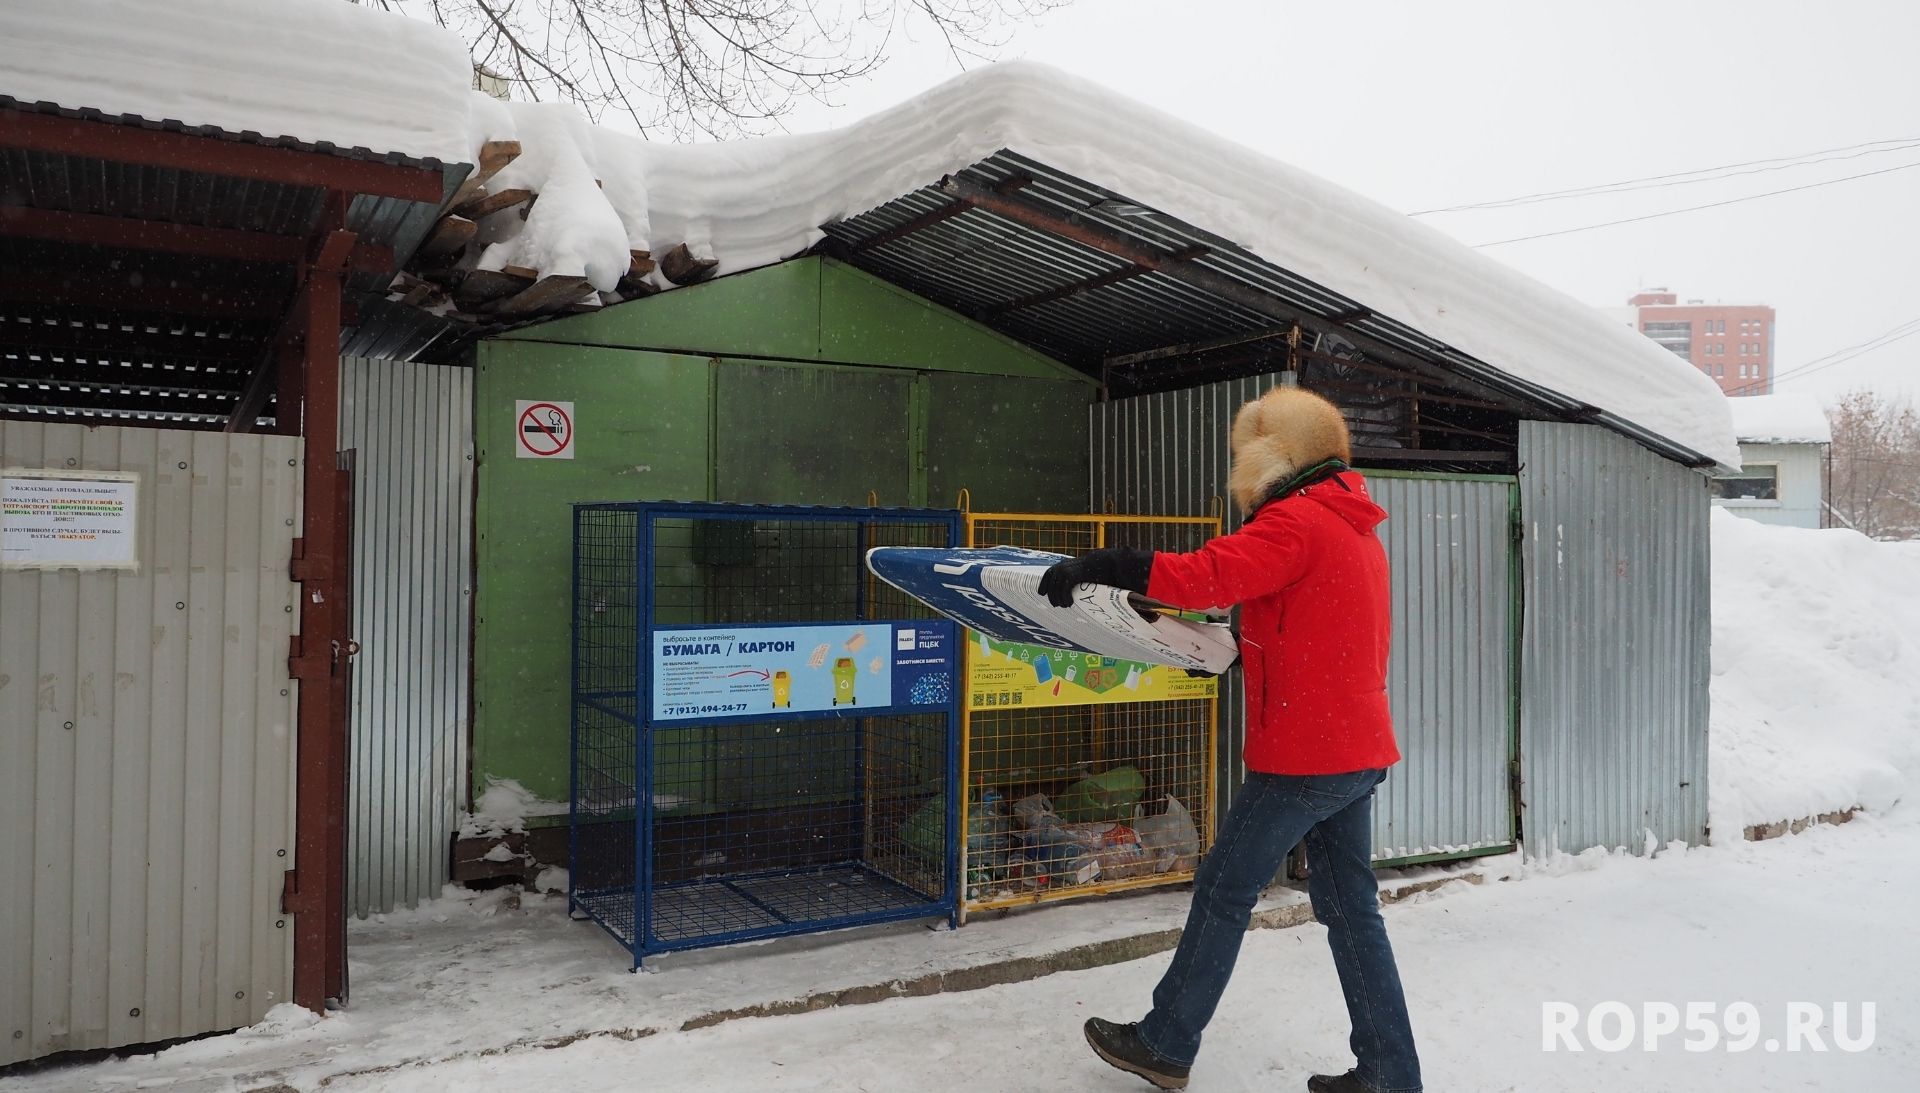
[1137,768,1421,1092]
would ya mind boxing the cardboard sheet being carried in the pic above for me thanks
[864,546,1239,675]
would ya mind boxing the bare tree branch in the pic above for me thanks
[358,0,1069,139]
[1827,387,1920,540]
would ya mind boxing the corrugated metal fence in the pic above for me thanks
[1091,375,1283,822]
[1091,378,1518,863]
[1,422,300,1065]
[1094,390,1712,861]
[339,358,474,917]
[1516,422,1710,853]
[1367,474,1516,863]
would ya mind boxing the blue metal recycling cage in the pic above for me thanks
[570,501,963,966]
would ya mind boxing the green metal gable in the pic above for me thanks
[472,332,1090,805]
[500,256,1090,385]
[472,343,712,804]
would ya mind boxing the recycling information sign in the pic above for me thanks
[967,635,1215,710]
[650,621,954,723]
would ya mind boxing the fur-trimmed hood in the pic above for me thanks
[1227,387,1353,516]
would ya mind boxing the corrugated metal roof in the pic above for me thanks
[0,99,469,421]
[0,97,465,258]
[820,150,1710,467]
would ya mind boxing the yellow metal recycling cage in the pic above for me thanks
[955,499,1222,917]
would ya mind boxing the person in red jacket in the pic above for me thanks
[1041,387,1421,1093]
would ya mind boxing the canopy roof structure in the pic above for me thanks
[0,0,467,428]
[0,0,1735,466]
[443,62,1736,466]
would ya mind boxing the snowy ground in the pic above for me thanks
[15,806,1913,1092]
[357,813,1917,1092]
[1708,511,1920,830]
[10,512,1916,1092]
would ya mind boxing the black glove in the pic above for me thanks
[1037,547,1154,608]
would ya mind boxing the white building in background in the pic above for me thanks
[1713,393,1831,528]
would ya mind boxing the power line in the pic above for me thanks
[1764,316,1920,387]
[1766,324,1920,390]
[1760,316,1920,387]
[1472,159,1920,248]
[1414,136,1920,215]
[1729,316,1920,395]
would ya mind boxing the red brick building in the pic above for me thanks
[1624,289,1776,396]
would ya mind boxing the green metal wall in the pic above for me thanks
[473,258,1094,806]
[473,344,711,807]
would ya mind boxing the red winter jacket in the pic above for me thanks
[1145,471,1400,775]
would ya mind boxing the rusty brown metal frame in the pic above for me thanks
[0,109,444,202]
[843,200,972,254]
[0,206,395,273]
[978,262,1153,318]
[266,191,360,1011]
[0,108,443,1012]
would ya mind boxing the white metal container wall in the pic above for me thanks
[1717,441,1825,529]
[1517,422,1711,855]
[1366,475,1515,861]
[0,422,301,1066]
[1092,378,1518,863]
[339,358,474,917]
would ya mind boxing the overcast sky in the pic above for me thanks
[776,0,1919,405]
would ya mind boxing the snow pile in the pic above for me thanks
[1710,509,1920,830]
[461,62,1736,463]
[0,0,472,164]
[467,99,635,291]
[243,1002,323,1037]
[1727,392,1833,445]
[0,3,1735,462]
[459,777,568,838]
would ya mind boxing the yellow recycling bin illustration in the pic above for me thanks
[771,670,792,709]
[831,657,858,706]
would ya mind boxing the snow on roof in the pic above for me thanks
[1727,393,1832,445]
[0,0,472,164]
[468,63,1735,463]
[0,10,1733,462]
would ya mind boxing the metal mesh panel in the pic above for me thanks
[959,513,1219,913]
[571,503,960,964]
[572,506,641,945]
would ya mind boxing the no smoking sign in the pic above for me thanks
[515,400,574,460]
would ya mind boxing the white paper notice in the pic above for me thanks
[1,472,140,569]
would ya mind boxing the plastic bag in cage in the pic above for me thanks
[1134,794,1200,874]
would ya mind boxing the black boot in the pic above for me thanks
[1083,1017,1191,1090]
[1307,1071,1377,1093]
